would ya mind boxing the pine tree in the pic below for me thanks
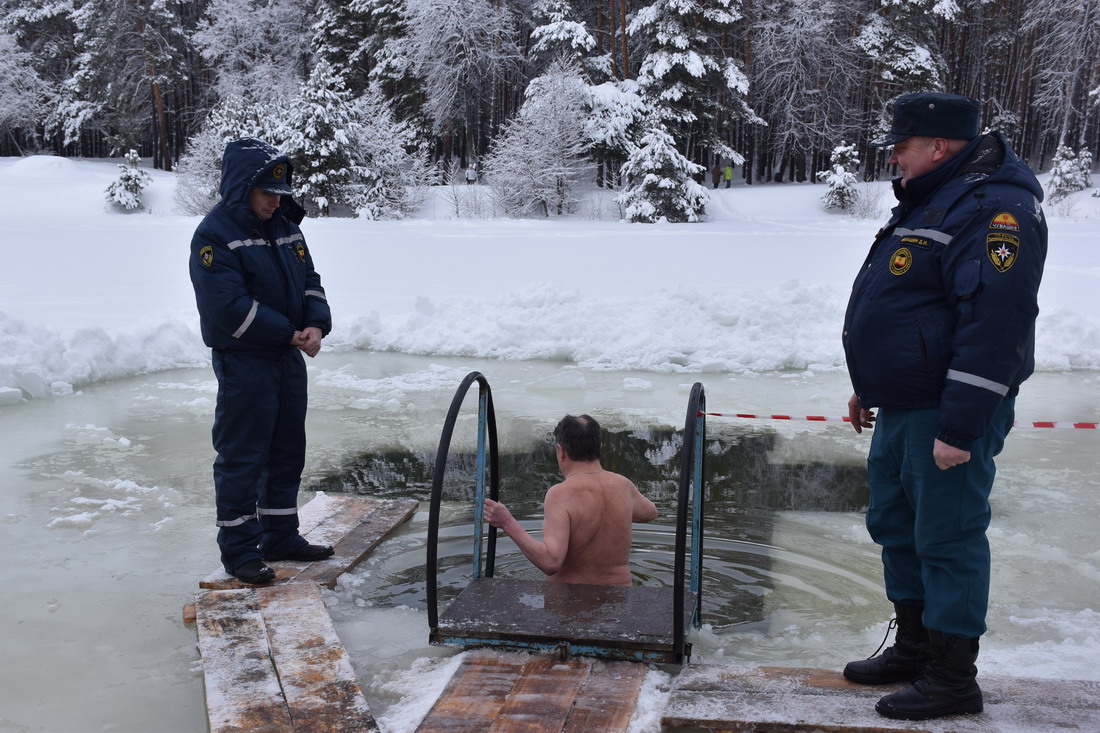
[628,0,760,165]
[817,141,860,211]
[585,79,647,188]
[1047,145,1094,203]
[618,121,707,223]
[105,149,152,211]
[283,60,363,217]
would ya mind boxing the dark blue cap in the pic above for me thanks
[872,92,981,147]
[256,161,293,195]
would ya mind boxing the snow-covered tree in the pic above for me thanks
[855,0,953,93]
[1022,0,1099,159]
[282,60,364,217]
[817,141,860,211]
[346,84,432,220]
[403,0,523,147]
[106,149,152,211]
[483,59,592,217]
[193,0,312,107]
[1047,145,1094,203]
[750,0,862,180]
[628,0,760,165]
[0,31,45,148]
[585,79,647,188]
[618,122,707,223]
[530,0,610,81]
[173,96,283,215]
[57,0,191,167]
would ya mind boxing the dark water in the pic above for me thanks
[318,422,869,629]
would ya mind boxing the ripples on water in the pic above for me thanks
[325,424,885,636]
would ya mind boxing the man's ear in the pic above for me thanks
[555,443,566,462]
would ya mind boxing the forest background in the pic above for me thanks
[0,0,1097,220]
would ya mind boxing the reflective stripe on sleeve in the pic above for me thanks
[232,300,259,338]
[226,238,269,250]
[216,513,255,527]
[946,369,1010,396]
[894,227,953,245]
[304,289,327,301]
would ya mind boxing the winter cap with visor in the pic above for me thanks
[872,92,981,147]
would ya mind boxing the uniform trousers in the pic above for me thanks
[865,399,1014,638]
[211,348,309,571]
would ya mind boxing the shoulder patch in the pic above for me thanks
[987,233,1019,273]
[890,247,913,276]
[296,242,306,262]
[199,245,214,268]
[989,212,1020,232]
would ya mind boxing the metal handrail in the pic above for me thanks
[673,382,707,658]
[426,371,500,634]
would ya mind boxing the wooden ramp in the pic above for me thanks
[196,583,377,733]
[193,494,419,733]
[416,650,649,732]
[200,494,418,590]
[662,665,1100,732]
[433,576,695,663]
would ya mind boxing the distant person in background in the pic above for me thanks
[712,163,722,189]
[189,138,335,585]
[465,164,478,184]
[841,93,1047,721]
[483,414,658,586]
[723,163,733,188]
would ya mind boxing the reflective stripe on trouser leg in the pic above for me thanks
[866,401,1014,637]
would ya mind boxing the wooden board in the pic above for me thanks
[196,584,378,733]
[662,665,1100,732]
[417,651,647,732]
[434,576,695,662]
[200,494,418,590]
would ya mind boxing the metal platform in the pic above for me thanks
[433,577,697,663]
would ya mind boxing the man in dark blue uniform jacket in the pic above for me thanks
[190,138,334,584]
[841,94,1047,721]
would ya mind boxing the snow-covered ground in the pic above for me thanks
[1,156,1098,732]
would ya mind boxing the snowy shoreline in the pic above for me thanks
[3,155,1099,406]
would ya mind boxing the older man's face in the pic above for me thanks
[889,136,941,188]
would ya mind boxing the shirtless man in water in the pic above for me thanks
[483,414,658,586]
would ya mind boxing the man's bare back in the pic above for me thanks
[482,414,658,587]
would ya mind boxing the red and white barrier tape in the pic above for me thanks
[700,411,1098,430]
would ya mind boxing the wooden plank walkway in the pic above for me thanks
[193,494,418,733]
[200,494,418,590]
[196,583,378,733]
[662,665,1100,732]
[416,650,649,732]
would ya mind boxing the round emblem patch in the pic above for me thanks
[272,164,286,181]
[889,247,913,276]
[200,245,214,267]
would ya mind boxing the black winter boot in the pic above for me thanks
[844,604,932,685]
[875,630,983,720]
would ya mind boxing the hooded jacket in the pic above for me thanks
[190,139,331,352]
[842,132,1047,450]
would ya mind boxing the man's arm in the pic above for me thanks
[631,485,658,523]
[483,495,571,577]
